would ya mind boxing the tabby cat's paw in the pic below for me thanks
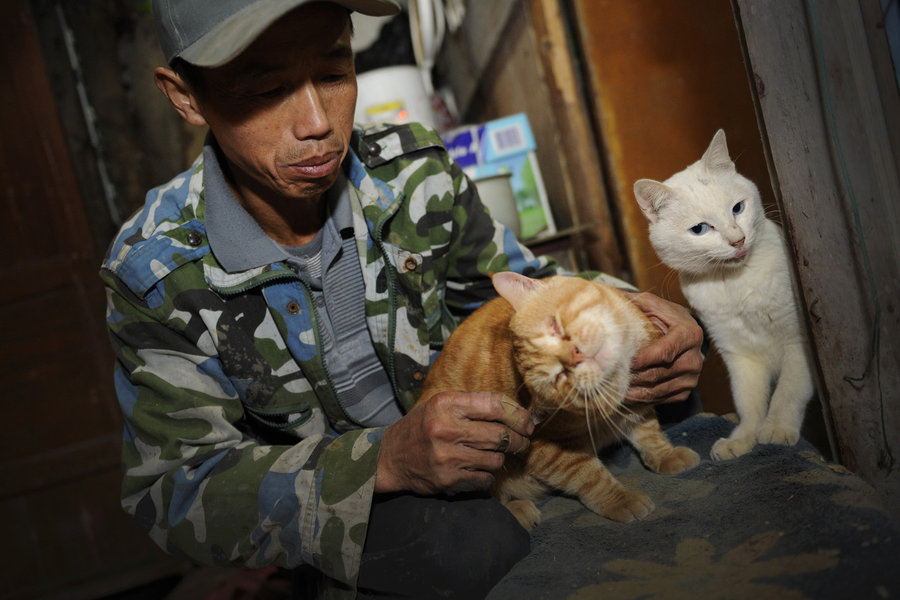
[757,424,800,446]
[656,446,701,474]
[602,490,654,523]
[506,499,541,531]
[710,436,756,461]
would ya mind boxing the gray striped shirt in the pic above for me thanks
[203,139,402,429]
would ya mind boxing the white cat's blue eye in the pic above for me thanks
[732,201,745,215]
[690,223,709,235]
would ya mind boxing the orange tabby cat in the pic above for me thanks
[418,272,700,529]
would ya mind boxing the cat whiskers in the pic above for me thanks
[582,382,633,454]
[531,392,568,434]
[646,258,682,297]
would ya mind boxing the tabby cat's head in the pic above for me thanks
[492,273,653,416]
[633,129,766,277]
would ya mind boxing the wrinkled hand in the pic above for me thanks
[375,392,534,495]
[624,291,704,405]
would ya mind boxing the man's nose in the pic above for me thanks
[289,83,332,139]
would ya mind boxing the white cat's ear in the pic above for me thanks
[492,271,544,311]
[633,179,673,223]
[703,129,735,172]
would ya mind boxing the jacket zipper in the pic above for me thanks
[373,213,400,399]
[218,266,357,428]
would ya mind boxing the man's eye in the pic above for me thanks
[321,72,349,83]
[256,87,285,99]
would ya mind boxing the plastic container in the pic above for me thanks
[474,172,522,239]
[355,65,438,130]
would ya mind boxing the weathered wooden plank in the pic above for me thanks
[734,0,900,516]
[858,0,900,180]
[0,1,186,597]
[527,0,624,275]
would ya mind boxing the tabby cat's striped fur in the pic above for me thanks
[420,272,699,529]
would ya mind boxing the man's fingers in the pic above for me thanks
[496,396,534,436]
[633,325,703,370]
[425,392,531,452]
[427,446,499,493]
[626,387,692,405]
[379,391,532,496]
[462,421,531,455]
[626,372,699,404]
[439,391,534,437]
[630,353,703,388]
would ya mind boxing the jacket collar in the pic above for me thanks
[204,136,354,273]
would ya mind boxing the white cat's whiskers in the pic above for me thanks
[661,269,682,297]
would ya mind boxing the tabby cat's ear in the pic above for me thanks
[702,129,735,173]
[633,179,674,223]
[492,271,544,311]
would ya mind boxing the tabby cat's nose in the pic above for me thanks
[570,347,585,366]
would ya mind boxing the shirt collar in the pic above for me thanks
[203,136,352,273]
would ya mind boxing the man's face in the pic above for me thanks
[191,3,357,207]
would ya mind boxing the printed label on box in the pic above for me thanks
[443,113,556,239]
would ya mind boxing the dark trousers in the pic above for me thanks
[292,492,530,599]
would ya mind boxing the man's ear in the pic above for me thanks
[154,67,207,127]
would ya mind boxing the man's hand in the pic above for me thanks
[624,291,704,405]
[375,392,534,495]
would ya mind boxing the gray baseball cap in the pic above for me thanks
[153,0,401,67]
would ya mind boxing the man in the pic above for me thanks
[100,0,703,597]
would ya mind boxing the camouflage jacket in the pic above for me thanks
[100,123,556,593]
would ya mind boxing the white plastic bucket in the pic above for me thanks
[474,172,522,239]
[355,65,438,130]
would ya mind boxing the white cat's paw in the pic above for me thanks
[506,499,541,531]
[710,436,756,461]
[757,424,800,446]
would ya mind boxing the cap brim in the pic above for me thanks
[179,0,400,67]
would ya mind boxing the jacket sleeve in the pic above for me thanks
[441,159,559,315]
[101,269,380,587]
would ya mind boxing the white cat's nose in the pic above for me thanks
[730,236,745,248]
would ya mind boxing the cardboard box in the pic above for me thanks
[443,113,557,239]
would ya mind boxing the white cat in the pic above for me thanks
[633,129,815,460]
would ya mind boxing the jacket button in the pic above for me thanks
[286,301,301,314]
[186,231,203,247]
[403,256,418,272]
[367,142,381,155]
[413,370,425,381]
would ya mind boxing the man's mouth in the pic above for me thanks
[286,150,342,178]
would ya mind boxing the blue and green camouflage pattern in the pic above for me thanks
[100,122,557,594]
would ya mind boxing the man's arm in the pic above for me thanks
[440,161,559,317]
